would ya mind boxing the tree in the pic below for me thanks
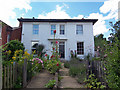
[32,44,46,58]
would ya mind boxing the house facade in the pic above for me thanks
[18,18,98,60]
[0,20,22,46]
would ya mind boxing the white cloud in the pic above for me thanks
[38,0,119,36]
[87,13,108,35]
[0,0,32,27]
[38,5,71,19]
[100,0,119,20]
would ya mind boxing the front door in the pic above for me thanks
[59,42,65,58]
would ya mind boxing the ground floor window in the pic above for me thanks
[31,41,39,54]
[77,42,84,55]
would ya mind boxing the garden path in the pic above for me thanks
[26,70,54,88]
[59,64,85,88]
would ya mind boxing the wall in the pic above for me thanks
[11,27,22,41]
[22,22,94,60]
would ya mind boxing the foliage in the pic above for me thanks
[58,75,63,82]
[84,74,106,89]
[96,21,120,88]
[64,61,70,68]
[94,34,108,58]
[32,44,46,58]
[31,58,43,73]
[2,40,25,60]
[45,80,56,88]
[45,30,62,74]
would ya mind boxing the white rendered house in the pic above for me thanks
[18,18,98,60]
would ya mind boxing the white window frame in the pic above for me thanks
[33,24,39,35]
[76,25,83,34]
[60,25,65,35]
[51,24,56,35]
[77,42,84,55]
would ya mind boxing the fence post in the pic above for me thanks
[23,58,27,88]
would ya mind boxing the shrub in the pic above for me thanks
[45,80,56,89]
[64,61,70,68]
[2,40,25,60]
[69,66,81,77]
[84,74,106,89]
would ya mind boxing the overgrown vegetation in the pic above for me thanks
[64,58,86,84]
[45,80,56,89]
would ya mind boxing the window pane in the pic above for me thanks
[77,42,84,55]
[33,24,39,35]
[76,25,83,34]
[60,25,65,35]
[51,30,54,35]
[51,25,56,29]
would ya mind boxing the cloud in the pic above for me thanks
[0,0,32,26]
[100,0,119,20]
[38,0,119,36]
[38,5,71,19]
[38,4,107,35]
[87,13,108,35]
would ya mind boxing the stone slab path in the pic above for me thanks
[59,64,85,88]
[26,70,54,88]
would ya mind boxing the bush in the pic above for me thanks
[45,80,56,89]
[2,40,25,60]
[69,66,81,77]
[64,61,70,68]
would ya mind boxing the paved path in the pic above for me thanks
[26,70,54,88]
[59,64,85,88]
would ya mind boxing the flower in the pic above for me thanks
[12,57,16,60]
[104,54,107,58]
[36,58,39,60]
[56,62,59,66]
[32,58,35,61]
[45,54,47,56]
[53,48,55,50]
[38,62,40,63]
[54,30,56,34]
[11,62,13,64]
[110,52,112,54]
[56,41,58,44]
[51,55,54,58]
[40,60,43,63]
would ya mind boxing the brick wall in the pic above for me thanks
[11,27,22,41]
[1,24,12,45]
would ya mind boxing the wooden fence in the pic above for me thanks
[86,60,107,86]
[2,59,32,89]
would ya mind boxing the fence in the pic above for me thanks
[2,59,33,88]
[86,60,107,86]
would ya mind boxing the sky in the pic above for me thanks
[0,0,119,39]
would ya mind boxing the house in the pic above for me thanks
[18,18,98,60]
[0,20,22,46]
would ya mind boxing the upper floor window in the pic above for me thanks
[33,24,39,35]
[51,25,56,35]
[60,25,65,35]
[77,42,84,55]
[76,25,83,34]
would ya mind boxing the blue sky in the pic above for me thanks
[0,0,118,39]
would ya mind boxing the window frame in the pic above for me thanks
[60,24,65,35]
[77,42,84,55]
[31,41,39,54]
[33,24,39,35]
[76,25,83,35]
[51,24,56,35]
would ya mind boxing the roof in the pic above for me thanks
[0,20,12,29]
[17,18,98,25]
